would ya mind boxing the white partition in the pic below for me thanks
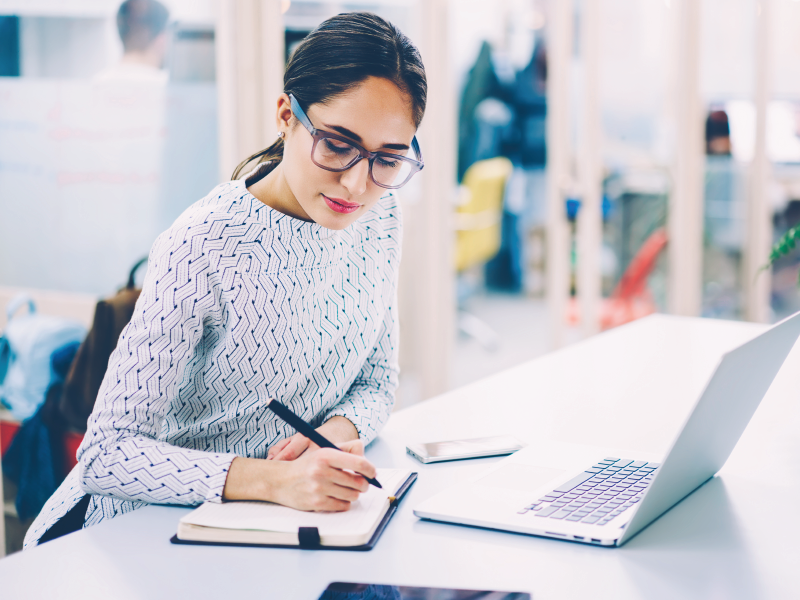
[0,80,219,296]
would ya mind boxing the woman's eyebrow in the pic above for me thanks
[322,122,410,151]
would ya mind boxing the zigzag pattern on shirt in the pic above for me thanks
[24,179,401,548]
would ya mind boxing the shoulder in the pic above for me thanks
[172,180,254,232]
[150,181,254,260]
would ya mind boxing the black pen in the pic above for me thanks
[267,399,382,489]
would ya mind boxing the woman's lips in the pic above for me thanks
[323,194,361,214]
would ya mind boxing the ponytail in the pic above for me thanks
[231,137,285,180]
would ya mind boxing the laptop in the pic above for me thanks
[413,311,800,547]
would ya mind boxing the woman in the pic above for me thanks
[25,11,426,548]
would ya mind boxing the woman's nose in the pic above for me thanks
[340,158,369,196]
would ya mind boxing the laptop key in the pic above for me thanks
[581,515,601,524]
[603,457,620,462]
[535,506,560,517]
[565,515,584,521]
[629,461,648,468]
[551,510,573,519]
[553,472,595,493]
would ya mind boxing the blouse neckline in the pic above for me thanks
[235,177,338,241]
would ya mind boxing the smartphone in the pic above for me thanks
[406,435,524,464]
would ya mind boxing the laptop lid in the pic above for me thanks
[618,310,800,544]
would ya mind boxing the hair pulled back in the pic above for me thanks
[232,11,427,180]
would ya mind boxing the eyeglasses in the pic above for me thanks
[288,93,424,190]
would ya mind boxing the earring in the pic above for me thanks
[278,131,285,138]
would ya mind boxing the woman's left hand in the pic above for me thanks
[268,416,359,461]
[267,434,317,461]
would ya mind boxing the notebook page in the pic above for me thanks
[181,468,409,538]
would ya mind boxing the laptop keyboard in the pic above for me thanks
[517,458,660,526]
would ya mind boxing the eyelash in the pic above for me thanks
[376,157,400,168]
[323,139,352,155]
[322,138,402,168]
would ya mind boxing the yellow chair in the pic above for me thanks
[455,157,513,272]
[454,157,513,349]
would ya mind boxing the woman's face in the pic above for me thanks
[276,76,418,230]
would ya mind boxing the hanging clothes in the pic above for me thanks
[458,41,508,181]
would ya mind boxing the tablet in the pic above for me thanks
[318,582,531,599]
[406,435,524,464]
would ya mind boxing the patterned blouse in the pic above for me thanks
[25,179,401,548]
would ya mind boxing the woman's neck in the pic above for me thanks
[247,162,313,222]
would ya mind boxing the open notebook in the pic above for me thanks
[172,468,416,550]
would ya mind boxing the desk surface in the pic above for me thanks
[2,315,799,600]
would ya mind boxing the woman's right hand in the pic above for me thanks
[222,440,376,512]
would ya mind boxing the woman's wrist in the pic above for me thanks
[223,456,284,502]
[318,415,359,443]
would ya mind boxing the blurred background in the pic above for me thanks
[2,0,800,552]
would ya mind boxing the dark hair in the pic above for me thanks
[117,0,169,52]
[232,12,427,180]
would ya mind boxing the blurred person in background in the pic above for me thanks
[705,109,732,156]
[26,11,426,549]
[94,0,170,84]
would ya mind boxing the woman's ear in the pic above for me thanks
[275,93,293,135]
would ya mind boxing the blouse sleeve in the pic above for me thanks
[76,223,238,506]
[325,288,399,445]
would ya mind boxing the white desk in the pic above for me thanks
[2,315,799,599]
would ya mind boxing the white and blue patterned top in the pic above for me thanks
[25,179,401,548]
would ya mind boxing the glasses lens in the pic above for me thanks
[313,137,360,170]
[371,151,415,188]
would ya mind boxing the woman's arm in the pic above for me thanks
[324,288,400,444]
[267,288,399,462]
[77,223,238,506]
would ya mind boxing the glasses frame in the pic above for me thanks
[288,93,424,190]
